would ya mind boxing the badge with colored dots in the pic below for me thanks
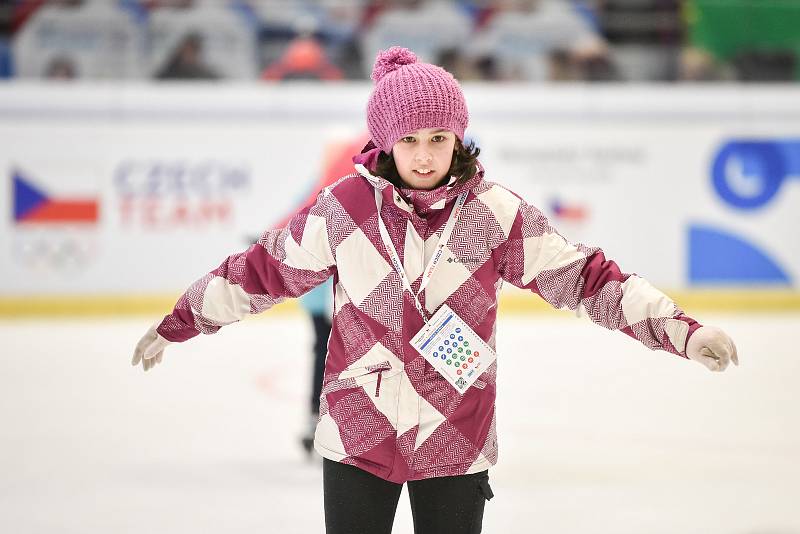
[409,304,497,393]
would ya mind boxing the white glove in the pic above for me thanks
[131,320,172,372]
[685,326,739,372]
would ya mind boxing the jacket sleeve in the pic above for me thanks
[156,190,337,342]
[496,197,701,358]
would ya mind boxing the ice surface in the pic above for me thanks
[1,312,798,533]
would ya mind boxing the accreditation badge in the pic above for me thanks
[410,304,497,393]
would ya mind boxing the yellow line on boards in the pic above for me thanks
[0,289,798,318]
[499,289,800,315]
[0,295,296,318]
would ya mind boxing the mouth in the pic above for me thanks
[413,169,435,178]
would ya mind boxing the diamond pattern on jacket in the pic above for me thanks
[258,227,288,263]
[630,317,669,351]
[423,247,472,313]
[358,275,403,332]
[499,240,526,287]
[620,275,677,325]
[378,329,406,357]
[250,293,281,314]
[521,236,587,286]
[579,279,626,329]
[479,409,498,464]
[186,273,221,334]
[331,303,378,364]
[448,200,504,273]
[446,276,494,326]
[535,259,586,312]
[416,369,465,420]
[300,215,336,266]
[480,360,498,388]
[288,210,309,248]
[664,318,690,354]
[159,295,202,337]
[217,250,247,284]
[336,227,392,306]
[397,427,419,467]
[331,389,395,457]
[402,221,425,283]
[520,201,554,238]
[324,196,358,252]
[414,395,448,450]
[476,183,521,237]
[319,393,330,418]
[412,419,480,472]
[200,276,252,324]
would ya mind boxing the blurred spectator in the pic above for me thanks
[261,34,343,81]
[597,0,682,45]
[677,46,733,82]
[436,47,483,81]
[142,0,195,8]
[0,40,10,78]
[155,31,217,79]
[6,0,799,84]
[147,1,258,79]
[474,53,499,80]
[0,2,11,77]
[317,0,365,78]
[44,54,78,79]
[11,1,63,34]
[733,50,796,83]
[595,0,682,81]
[254,0,363,80]
[471,0,612,81]
[12,0,145,79]
[1,2,13,37]
[549,38,620,82]
[360,0,473,75]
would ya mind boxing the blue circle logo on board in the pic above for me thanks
[712,140,799,210]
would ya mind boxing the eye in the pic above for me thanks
[401,136,415,143]
[431,135,447,142]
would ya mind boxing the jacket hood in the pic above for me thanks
[352,140,484,216]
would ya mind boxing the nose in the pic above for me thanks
[414,151,432,164]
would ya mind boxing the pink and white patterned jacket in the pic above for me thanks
[157,160,701,484]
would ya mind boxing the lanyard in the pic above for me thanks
[373,186,467,321]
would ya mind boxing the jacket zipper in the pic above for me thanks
[375,371,383,397]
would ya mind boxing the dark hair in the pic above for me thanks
[374,138,481,189]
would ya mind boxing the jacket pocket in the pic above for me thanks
[336,360,392,380]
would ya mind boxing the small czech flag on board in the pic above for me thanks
[13,169,99,224]
[550,198,588,222]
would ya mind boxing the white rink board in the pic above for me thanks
[2,83,799,296]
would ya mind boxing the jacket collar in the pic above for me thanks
[352,141,483,216]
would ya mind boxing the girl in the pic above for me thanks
[132,47,738,534]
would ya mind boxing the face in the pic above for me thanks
[391,128,457,190]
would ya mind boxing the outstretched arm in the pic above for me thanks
[497,196,738,371]
[132,190,337,371]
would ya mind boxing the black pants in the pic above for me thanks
[310,312,331,415]
[323,458,494,534]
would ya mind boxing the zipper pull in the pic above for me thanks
[375,370,383,397]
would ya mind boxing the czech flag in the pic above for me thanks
[550,198,588,222]
[13,169,99,224]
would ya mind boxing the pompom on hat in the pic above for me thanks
[366,47,469,154]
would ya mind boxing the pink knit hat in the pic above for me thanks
[366,47,469,153]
